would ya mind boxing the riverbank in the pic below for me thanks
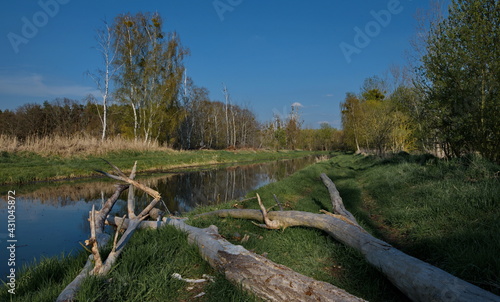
[0,148,326,185]
[1,153,498,301]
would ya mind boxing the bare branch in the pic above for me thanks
[273,194,284,211]
[320,173,358,224]
[112,215,127,253]
[101,158,128,178]
[89,205,103,273]
[253,193,281,230]
[127,162,138,219]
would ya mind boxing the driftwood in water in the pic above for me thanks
[198,173,500,302]
[107,215,366,302]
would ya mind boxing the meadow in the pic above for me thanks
[1,153,498,301]
[0,135,323,185]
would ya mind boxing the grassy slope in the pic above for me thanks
[2,153,498,301]
[0,149,322,185]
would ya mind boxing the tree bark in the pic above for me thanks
[59,162,366,302]
[107,216,366,302]
[56,183,129,302]
[57,161,160,301]
[197,174,500,302]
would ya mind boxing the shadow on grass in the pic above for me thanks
[402,216,500,296]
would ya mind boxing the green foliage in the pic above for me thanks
[341,82,416,155]
[300,123,344,151]
[112,12,189,144]
[418,0,500,161]
[75,226,256,302]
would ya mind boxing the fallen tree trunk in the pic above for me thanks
[60,161,366,302]
[107,215,366,302]
[60,161,499,302]
[196,174,500,302]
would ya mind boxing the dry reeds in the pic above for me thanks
[0,134,172,157]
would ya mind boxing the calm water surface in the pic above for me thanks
[0,156,321,278]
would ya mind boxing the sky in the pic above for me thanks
[0,0,440,129]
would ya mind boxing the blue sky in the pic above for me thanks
[0,0,440,129]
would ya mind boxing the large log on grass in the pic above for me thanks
[197,174,500,302]
[107,215,366,302]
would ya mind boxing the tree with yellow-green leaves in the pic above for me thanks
[341,77,416,155]
[112,12,189,144]
[340,92,364,153]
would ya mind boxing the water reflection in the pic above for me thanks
[148,161,296,213]
[0,155,322,279]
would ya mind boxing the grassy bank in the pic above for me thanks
[0,136,324,184]
[2,153,498,301]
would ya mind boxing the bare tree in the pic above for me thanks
[87,21,120,141]
[222,83,231,147]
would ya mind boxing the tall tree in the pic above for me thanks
[417,0,500,161]
[285,104,303,150]
[222,83,233,147]
[112,12,189,143]
[88,21,120,141]
[341,93,363,153]
[361,92,393,155]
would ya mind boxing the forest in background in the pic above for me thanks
[0,97,343,152]
[1,1,499,163]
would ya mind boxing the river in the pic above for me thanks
[0,155,321,279]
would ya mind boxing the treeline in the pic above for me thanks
[341,0,499,163]
[0,99,103,139]
[0,98,343,151]
[1,11,345,152]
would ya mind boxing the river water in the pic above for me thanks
[0,156,321,278]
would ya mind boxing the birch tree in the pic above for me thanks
[87,21,120,141]
[113,12,189,143]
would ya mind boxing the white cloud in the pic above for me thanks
[325,94,334,97]
[0,73,99,99]
[291,102,303,108]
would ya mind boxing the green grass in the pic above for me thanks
[0,227,256,302]
[2,153,498,301]
[0,149,325,185]
[0,252,90,302]
[188,154,409,301]
[358,153,500,293]
[75,226,256,302]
